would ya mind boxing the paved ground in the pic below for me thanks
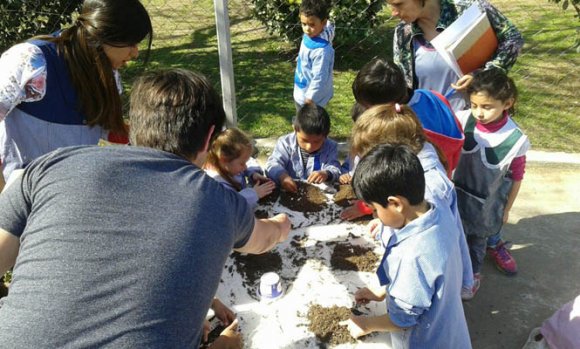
[255,140,580,349]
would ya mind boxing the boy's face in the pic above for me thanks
[300,14,327,38]
[370,199,406,229]
[295,129,325,154]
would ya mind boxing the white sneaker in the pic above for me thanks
[522,327,550,349]
[461,273,481,301]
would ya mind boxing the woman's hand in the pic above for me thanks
[451,74,473,91]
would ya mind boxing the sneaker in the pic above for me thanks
[522,327,549,349]
[487,241,518,275]
[461,273,481,301]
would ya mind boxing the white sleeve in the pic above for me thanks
[0,43,47,121]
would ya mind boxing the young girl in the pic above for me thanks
[453,69,530,297]
[205,128,275,210]
[349,103,474,299]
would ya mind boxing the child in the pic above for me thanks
[205,128,275,209]
[265,103,341,193]
[352,57,464,174]
[293,0,334,108]
[340,144,471,348]
[349,104,474,294]
[453,69,530,289]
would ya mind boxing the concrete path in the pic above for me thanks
[256,138,580,348]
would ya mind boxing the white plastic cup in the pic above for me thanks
[259,272,283,299]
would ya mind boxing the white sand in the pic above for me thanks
[215,187,394,348]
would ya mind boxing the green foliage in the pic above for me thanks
[0,0,83,52]
[547,0,580,19]
[249,0,384,46]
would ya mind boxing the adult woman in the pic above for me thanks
[390,0,523,112]
[0,0,153,182]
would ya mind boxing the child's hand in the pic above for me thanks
[307,170,328,184]
[280,174,298,193]
[355,287,386,305]
[366,218,382,239]
[254,181,276,199]
[251,172,270,184]
[339,315,371,339]
[340,204,367,221]
[339,173,352,185]
[209,319,242,349]
[211,298,236,326]
[203,319,211,343]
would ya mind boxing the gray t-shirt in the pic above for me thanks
[0,146,255,348]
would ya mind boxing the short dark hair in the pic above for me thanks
[293,102,331,136]
[352,57,407,106]
[299,0,331,20]
[467,68,518,106]
[352,144,425,207]
[129,69,226,159]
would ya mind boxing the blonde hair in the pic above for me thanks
[351,104,448,171]
[205,128,253,191]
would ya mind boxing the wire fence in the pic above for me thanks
[2,0,579,150]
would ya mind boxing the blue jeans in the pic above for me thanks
[487,232,502,247]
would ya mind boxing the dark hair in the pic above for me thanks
[352,57,407,106]
[293,102,331,136]
[300,0,331,20]
[467,68,518,114]
[38,0,153,136]
[129,69,226,159]
[350,102,367,123]
[352,144,425,207]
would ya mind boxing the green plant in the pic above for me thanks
[548,0,580,19]
[0,0,83,52]
[249,0,384,46]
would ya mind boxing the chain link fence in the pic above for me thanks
[1,0,579,150]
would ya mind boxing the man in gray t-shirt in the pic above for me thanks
[0,69,290,348]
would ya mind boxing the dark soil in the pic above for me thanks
[254,209,269,219]
[199,321,226,349]
[231,250,283,287]
[307,304,357,346]
[259,187,280,206]
[330,243,379,272]
[279,182,327,213]
[333,184,357,208]
[287,234,308,268]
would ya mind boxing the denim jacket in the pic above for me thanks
[393,0,524,89]
[265,132,340,184]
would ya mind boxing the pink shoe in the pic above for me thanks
[461,273,481,301]
[487,241,518,275]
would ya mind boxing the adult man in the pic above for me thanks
[0,69,291,348]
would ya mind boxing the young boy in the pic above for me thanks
[293,0,334,108]
[265,103,340,193]
[340,144,471,348]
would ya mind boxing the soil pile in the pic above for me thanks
[333,184,357,207]
[330,243,379,272]
[279,182,327,212]
[307,304,357,346]
[232,251,283,287]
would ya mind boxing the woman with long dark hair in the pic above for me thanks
[0,0,152,183]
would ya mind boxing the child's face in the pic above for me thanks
[223,147,252,176]
[370,200,406,229]
[300,14,327,38]
[470,91,514,124]
[296,130,325,154]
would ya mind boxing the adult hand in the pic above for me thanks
[280,175,298,193]
[339,315,371,339]
[307,171,328,184]
[340,204,367,221]
[254,181,276,199]
[209,319,242,349]
[339,173,352,185]
[355,287,386,305]
[270,213,291,242]
[212,298,236,326]
[451,74,473,91]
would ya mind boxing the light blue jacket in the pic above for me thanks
[265,132,340,184]
[293,22,335,107]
